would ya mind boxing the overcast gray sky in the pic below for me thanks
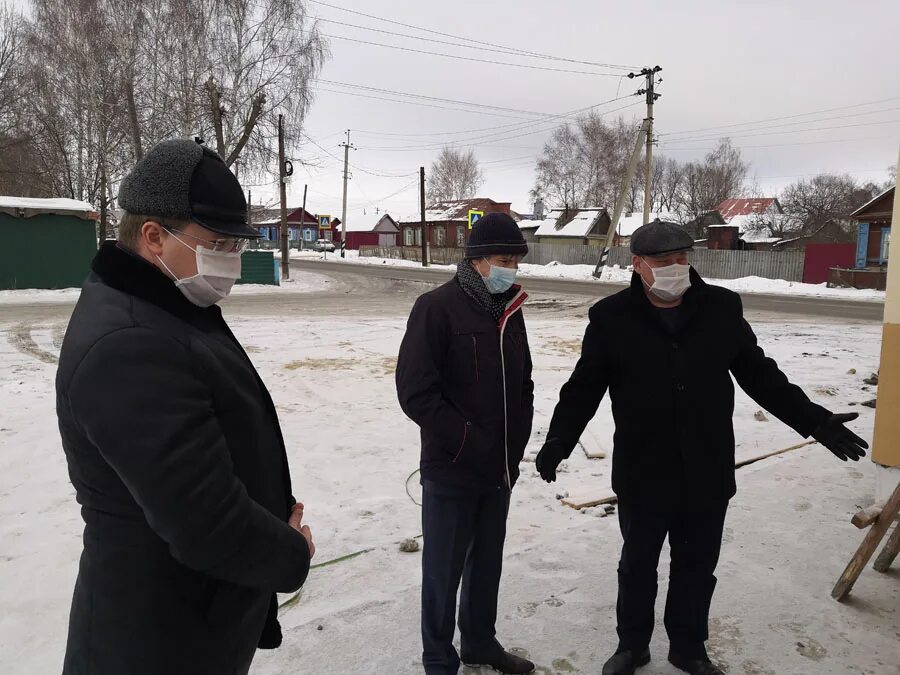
[13,0,900,220]
[282,0,899,223]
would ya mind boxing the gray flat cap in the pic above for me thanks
[118,138,257,238]
[630,219,694,256]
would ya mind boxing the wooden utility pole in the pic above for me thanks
[593,119,650,278]
[300,183,308,247]
[278,114,289,281]
[420,166,428,268]
[629,66,662,225]
[98,163,108,247]
[339,129,355,258]
[247,190,252,235]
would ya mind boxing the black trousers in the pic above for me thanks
[421,480,510,675]
[615,498,729,660]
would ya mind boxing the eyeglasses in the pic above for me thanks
[166,228,250,253]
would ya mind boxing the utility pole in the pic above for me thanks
[339,129,355,258]
[247,189,252,242]
[629,66,662,225]
[419,166,428,268]
[593,119,650,278]
[278,114,289,281]
[300,183,308,252]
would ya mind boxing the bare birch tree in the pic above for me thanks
[428,146,485,202]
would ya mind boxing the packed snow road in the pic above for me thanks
[0,268,896,674]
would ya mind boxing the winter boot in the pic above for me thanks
[461,649,535,674]
[601,647,651,675]
[668,650,725,675]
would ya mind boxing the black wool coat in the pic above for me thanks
[545,270,832,502]
[396,278,534,490]
[56,242,310,675]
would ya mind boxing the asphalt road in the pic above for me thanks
[0,259,885,326]
[291,258,886,322]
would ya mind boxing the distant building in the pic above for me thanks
[341,213,400,250]
[397,198,518,249]
[709,198,785,250]
[530,207,611,246]
[830,186,893,290]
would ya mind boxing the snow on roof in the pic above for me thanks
[397,198,515,224]
[850,185,894,218]
[615,212,680,237]
[342,213,398,233]
[0,196,97,218]
[534,207,606,238]
[716,198,780,220]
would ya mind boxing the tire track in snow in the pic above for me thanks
[8,324,59,365]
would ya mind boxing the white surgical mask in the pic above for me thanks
[158,232,242,307]
[483,264,518,294]
[642,259,691,302]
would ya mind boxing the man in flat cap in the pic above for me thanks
[535,219,867,675]
[56,139,315,674]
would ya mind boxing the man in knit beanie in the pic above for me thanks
[397,212,536,674]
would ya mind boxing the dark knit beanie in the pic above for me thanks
[464,213,528,259]
[118,138,258,238]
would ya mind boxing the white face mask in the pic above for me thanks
[642,259,691,302]
[158,232,242,307]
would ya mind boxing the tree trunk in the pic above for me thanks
[225,91,265,168]
[125,71,143,161]
[206,77,226,158]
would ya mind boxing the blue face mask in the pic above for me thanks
[483,264,518,294]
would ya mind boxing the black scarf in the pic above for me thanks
[456,260,515,324]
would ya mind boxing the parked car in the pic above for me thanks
[314,239,336,253]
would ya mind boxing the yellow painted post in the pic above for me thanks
[872,150,900,490]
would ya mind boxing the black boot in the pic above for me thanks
[668,650,725,675]
[461,649,535,674]
[601,648,651,675]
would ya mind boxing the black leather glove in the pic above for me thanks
[812,413,868,462]
[536,440,569,483]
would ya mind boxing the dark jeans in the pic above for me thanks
[421,480,510,675]
[615,498,729,660]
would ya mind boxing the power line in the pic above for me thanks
[303,132,417,179]
[358,97,639,150]
[660,106,900,142]
[308,0,638,71]
[352,95,637,140]
[318,32,625,77]
[658,96,900,137]
[358,100,644,152]
[660,119,900,145]
[316,79,562,118]
[317,18,633,74]
[658,136,892,152]
[315,86,537,121]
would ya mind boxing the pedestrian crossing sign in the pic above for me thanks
[318,215,331,231]
[468,210,484,230]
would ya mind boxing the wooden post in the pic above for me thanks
[832,480,900,600]
[873,523,900,573]
[278,114,289,281]
[420,167,428,268]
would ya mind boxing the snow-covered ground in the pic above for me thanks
[288,249,887,302]
[0,291,895,674]
[0,273,335,305]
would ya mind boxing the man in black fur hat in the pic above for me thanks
[56,138,315,674]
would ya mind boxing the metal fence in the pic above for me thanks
[359,244,806,282]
